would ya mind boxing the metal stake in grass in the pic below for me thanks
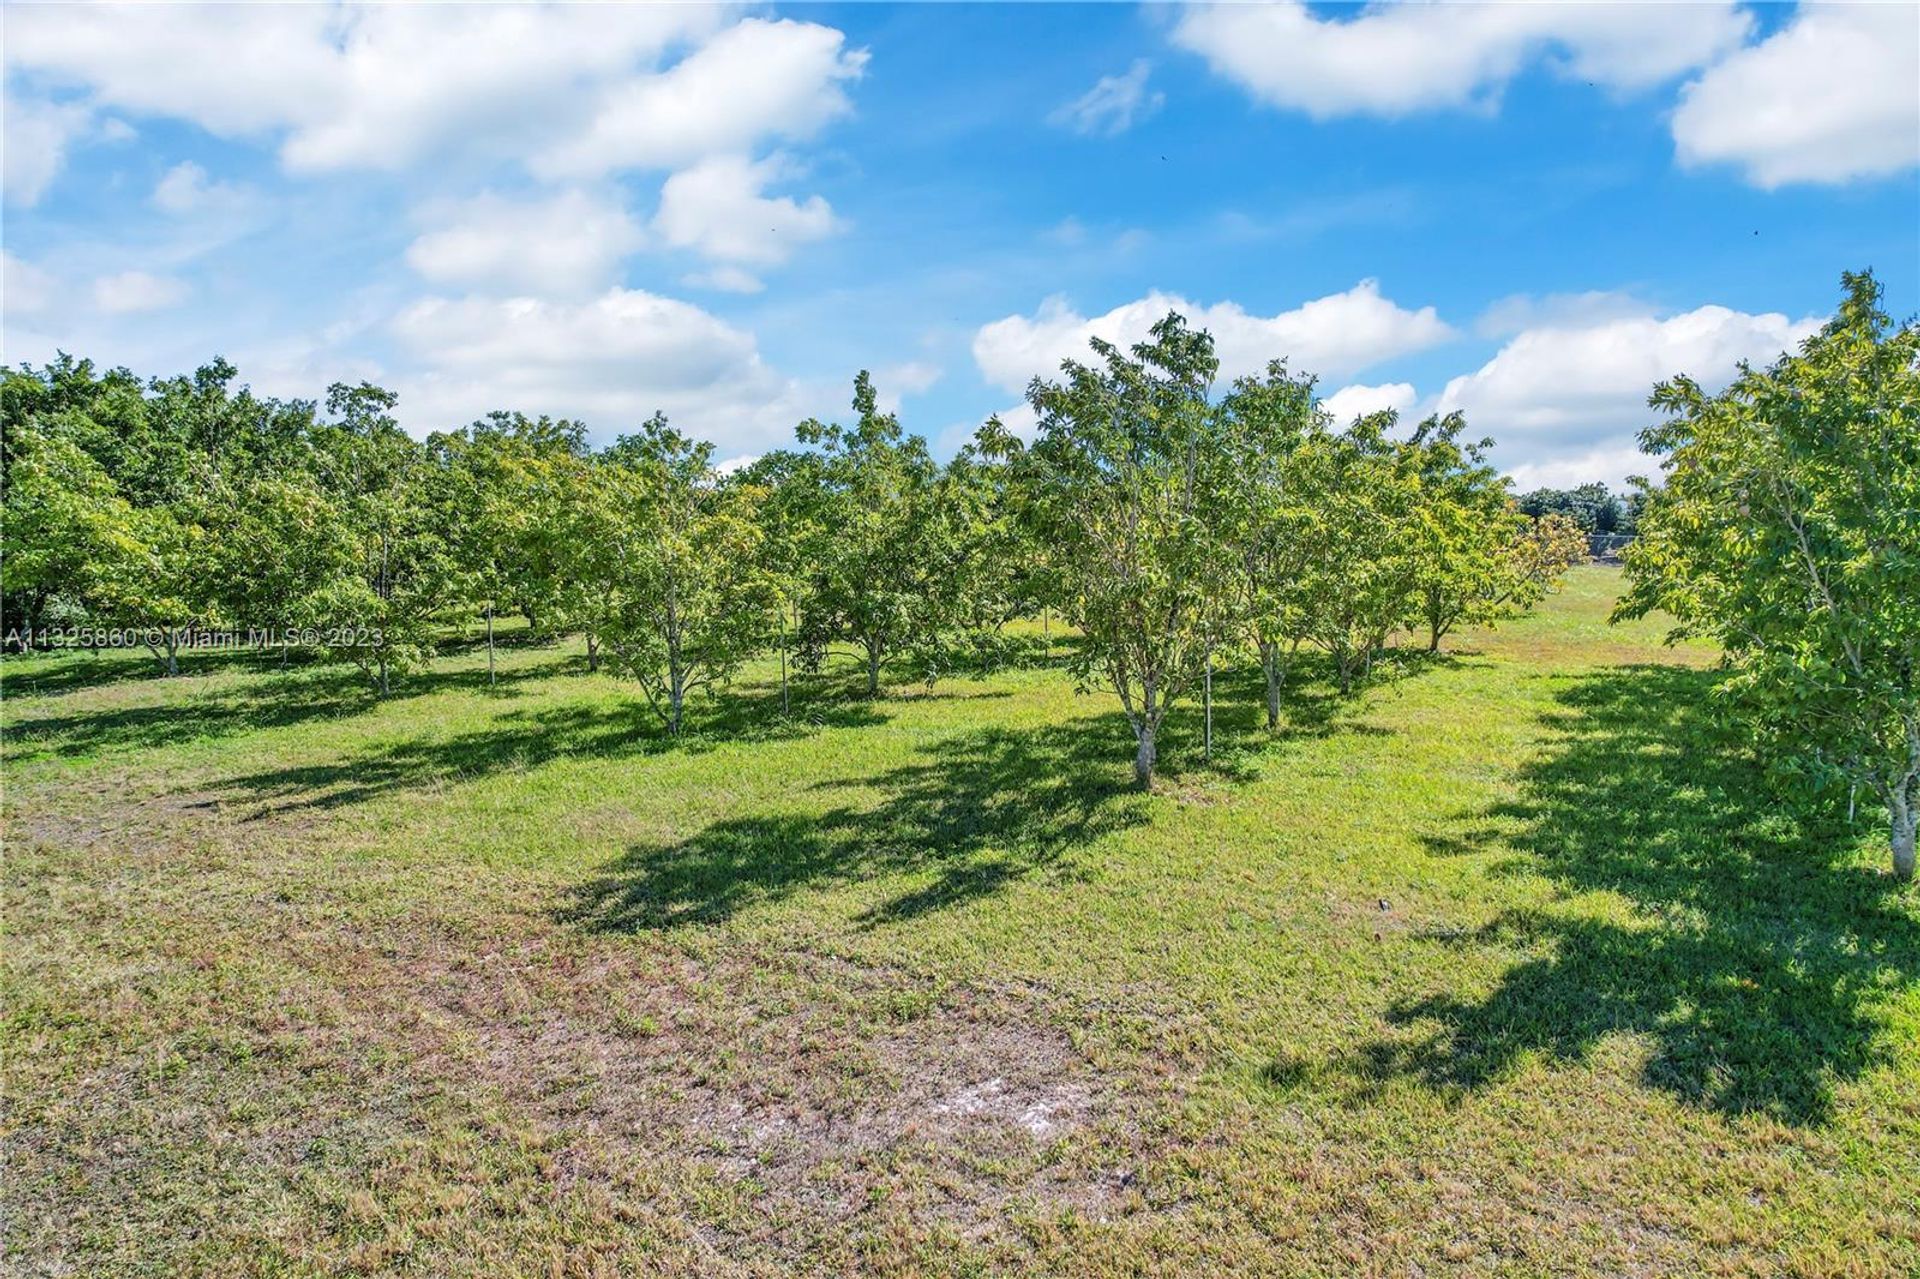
[1204,640,1214,762]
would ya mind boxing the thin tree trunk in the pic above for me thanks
[377,650,389,697]
[586,632,599,673]
[1893,789,1917,883]
[1133,677,1159,789]
[1260,640,1283,729]
[1133,722,1157,789]
[866,639,881,696]
[486,606,495,687]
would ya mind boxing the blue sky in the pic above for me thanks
[4,2,1916,487]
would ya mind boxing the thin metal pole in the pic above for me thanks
[1203,643,1213,761]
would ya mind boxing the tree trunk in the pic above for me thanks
[668,669,685,736]
[165,634,179,678]
[1133,722,1157,789]
[1893,790,1916,883]
[486,607,495,687]
[377,650,390,698]
[866,639,881,697]
[586,632,599,673]
[1132,674,1159,789]
[1428,620,1443,653]
[1260,640,1283,729]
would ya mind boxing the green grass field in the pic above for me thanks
[5,568,1916,1277]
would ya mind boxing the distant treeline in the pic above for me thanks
[1515,482,1642,535]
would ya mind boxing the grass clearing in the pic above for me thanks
[5,568,1916,1276]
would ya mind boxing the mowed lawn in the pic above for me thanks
[4,568,1916,1277]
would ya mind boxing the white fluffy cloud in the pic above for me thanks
[1050,60,1164,137]
[388,287,817,451]
[1321,381,1417,424]
[1436,301,1820,453]
[4,7,860,182]
[536,18,867,179]
[871,361,942,414]
[1505,443,1653,493]
[1474,289,1654,339]
[91,271,187,314]
[1171,1,1750,119]
[683,266,767,295]
[406,190,645,296]
[652,154,841,277]
[3,92,95,205]
[973,280,1453,394]
[150,161,252,215]
[4,252,58,314]
[1672,4,1920,187]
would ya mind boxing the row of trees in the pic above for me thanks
[1018,315,1586,783]
[3,320,1586,782]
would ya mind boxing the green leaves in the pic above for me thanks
[590,420,779,733]
[1018,314,1238,784]
[1620,270,1920,878]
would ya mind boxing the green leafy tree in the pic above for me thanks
[1020,313,1235,787]
[1409,414,1587,652]
[738,447,830,708]
[312,382,463,695]
[0,426,146,642]
[203,471,359,665]
[117,499,227,675]
[1618,271,1920,880]
[1517,481,1624,533]
[1217,360,1320,728]
[597,417,779,735]
[790,372,955,695]
[1284,412,1425,694]
[452,412,591,639]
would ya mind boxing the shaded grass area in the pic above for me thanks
[1314,665,1916,1125]
[5,569,1917,1276]
[564,717,1146,932]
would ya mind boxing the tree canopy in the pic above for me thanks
[1619,270,1920,879]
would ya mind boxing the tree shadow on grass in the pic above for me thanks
[0,643,306,699]
[0,658,576,762]
[562,716,1150,933]
[1152,650,1424,785]
[207,689,888,817]
[1339,663,1918,1125]
[559,654,1435,933]
[3,666,385,761]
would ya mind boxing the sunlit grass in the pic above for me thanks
[4,568,1914,1276]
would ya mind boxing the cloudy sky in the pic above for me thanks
[4,2,1916,486]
